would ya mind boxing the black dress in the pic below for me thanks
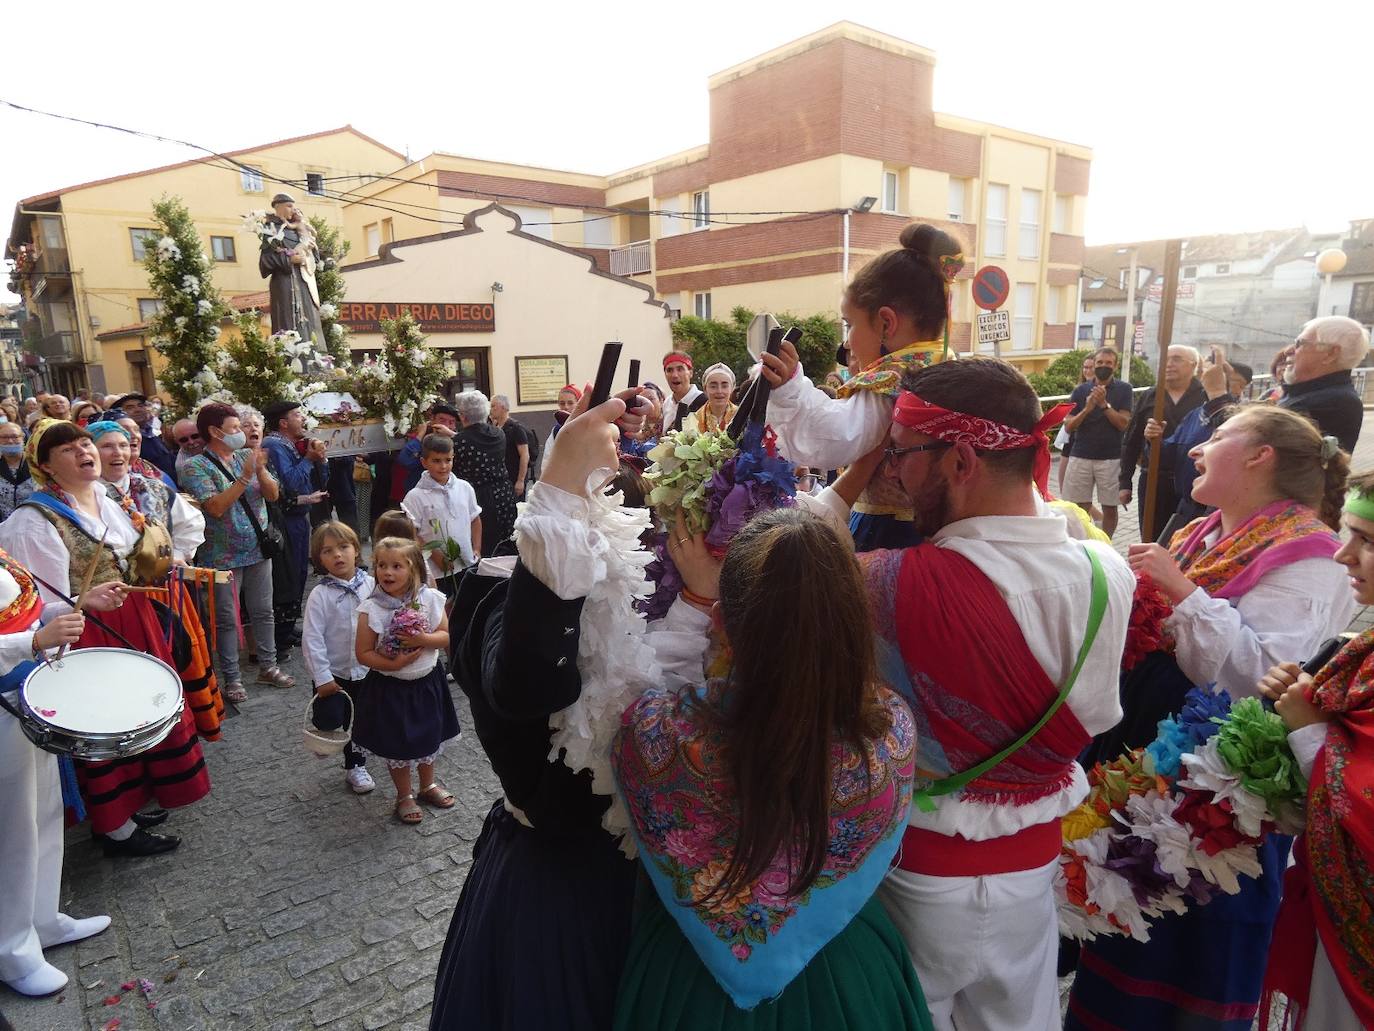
[454,424,518,556]
[429,563,636,1031]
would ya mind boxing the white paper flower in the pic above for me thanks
[1179,739,1270,838]
[1121,792,1197,888]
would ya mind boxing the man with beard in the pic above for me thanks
[816,357,1132,1031]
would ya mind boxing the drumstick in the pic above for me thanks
[55,526,107,663]
[122,585,169,595]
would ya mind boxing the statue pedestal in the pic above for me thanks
[305,392,401,456]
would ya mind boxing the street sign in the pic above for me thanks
[977,309,1010,344]
[972,265,1010,311]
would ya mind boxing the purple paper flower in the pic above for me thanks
[1104,834,1174,906]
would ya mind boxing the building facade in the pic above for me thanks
[341,23,1091,371]
[1078,228,1342,374]
[1327,218,1374,332]
[6,127,403,395]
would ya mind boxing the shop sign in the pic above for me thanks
[338,302,495,333]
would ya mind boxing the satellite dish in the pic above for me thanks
[746,312,780,360]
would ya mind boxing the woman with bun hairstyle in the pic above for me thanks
[762,222,964,550]
[1068,404,1356,1031]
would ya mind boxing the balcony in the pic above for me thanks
[610,240,652,277]
[31,247,72,299]
[31,331,80,363]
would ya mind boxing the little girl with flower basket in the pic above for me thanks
[352,536,459,825]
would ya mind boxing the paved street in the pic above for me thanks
[6,632,501,1031]
[9,416,1374,1030]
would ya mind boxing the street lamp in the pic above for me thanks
[842,197,880,290]
[1116,246,1139,385]
[1316,248,1347,318]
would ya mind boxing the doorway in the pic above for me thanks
[441,348,490,400]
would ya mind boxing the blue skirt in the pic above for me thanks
[1066,834,1292,1030]
[429,801,636,1031]
[350,663,460,762]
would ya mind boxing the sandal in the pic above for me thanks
[418,783,456,809]
[225,683,247,704]
[394,795,422,825]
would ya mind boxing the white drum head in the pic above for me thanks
[23,648,181,735]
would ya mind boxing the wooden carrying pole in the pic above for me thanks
[1143,239,1183,540]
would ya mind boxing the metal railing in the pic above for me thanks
[31,331,79,363]
[610,239,652,277]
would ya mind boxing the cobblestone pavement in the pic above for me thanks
[10,418,1374,1030]
[6,613,501,1031]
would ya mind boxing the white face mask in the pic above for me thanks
[218,430,247,450]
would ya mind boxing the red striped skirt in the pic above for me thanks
[73,594,211,834]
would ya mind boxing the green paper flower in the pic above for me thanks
[1212,697,1307,822]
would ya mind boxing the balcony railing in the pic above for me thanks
[610,239,652,277]
[31,331,80,363]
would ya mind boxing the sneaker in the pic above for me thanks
[256,666,296,689]
[346,767,375,794]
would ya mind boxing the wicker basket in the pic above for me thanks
[303,692,353,757]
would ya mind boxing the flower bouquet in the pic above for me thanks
[378,606,429,658]
[1055,686,1308,941]
[242,211,288,250]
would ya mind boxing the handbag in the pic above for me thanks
[203,452,287,567]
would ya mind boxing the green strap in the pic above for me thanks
[912,544,1109,813]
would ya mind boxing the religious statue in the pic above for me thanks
[259,192,325,347]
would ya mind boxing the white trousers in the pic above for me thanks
[1299,942,1363,1030]
[0,710,75,981]
[878,859,1060,1031]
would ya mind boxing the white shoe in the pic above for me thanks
[5,961,68,997]
[41,914,111,948]
[346,766,375,794]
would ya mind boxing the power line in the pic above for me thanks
[1080,264,1293,341]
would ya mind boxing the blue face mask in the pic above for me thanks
[0,444,22,456]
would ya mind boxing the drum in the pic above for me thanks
[17,647,184,759]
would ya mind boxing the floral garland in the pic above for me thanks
[638,421,797,620]
[143,196,232,414]
[307,215,352,368]
[337,312,445,438]
[1056,686,1308,942]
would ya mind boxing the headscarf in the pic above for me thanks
[892,391,1071,499]
[24,417,66,488]
[699,362,736,389]
[86,420,133,443]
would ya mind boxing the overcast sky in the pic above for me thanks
[4,0,1371,304]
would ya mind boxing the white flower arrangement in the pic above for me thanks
[156,236,181,259]
[319,302,337,320]
[196,299,213,316]
[181,274,200,295]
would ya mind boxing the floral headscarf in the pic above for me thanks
[24,417,64,487]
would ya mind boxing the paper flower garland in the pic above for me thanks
[1056,687,1307,942]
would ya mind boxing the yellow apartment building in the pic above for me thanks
[340,22,1090,372]
[6,126,403,396]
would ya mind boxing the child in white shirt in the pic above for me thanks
[302,520,376,795]
[401,433,481,598]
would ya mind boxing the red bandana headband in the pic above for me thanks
[893,392,1073,500]
[663,353,693,372]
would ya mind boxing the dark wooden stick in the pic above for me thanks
[1143,239,1183,541]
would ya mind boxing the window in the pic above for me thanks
[694,292,712,320]
[662,292,683,320]
[881,170,899,213]
[1351,282,1374,323]
[947,178,967,221]
[1215,263,1230,275]
[1118,267,1133,290]
[129,228,158,261]
[1078,324,1095,341]
[1019,189,1042,259]
[985,184,1008,257]
[1053,194,1072,234]
[38,216,63,249]
[1047,286,1062,325]
[210,236,237,262]
[1183,266,1198,279]
[1012,283,1035,350]
[381,218,394,245]
[1088,278,1105,289]
[137,298,163,321]
[507,205,551,240]
[306,172,325,196]
[659,197,681,238]
[240,166,264,192]
[364,223,380,257]
[582,216,612,247]
[692,190,710,230]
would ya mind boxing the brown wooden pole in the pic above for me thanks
[1143,238,1183,540]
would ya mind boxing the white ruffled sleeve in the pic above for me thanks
[766,372,892,471]
[1166,556,1355,698]
[645,597,711,691]
[170,491,205,562]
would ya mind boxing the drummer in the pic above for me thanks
[0,547,122,996]
[0,419,211,858]
[92,419,224,741]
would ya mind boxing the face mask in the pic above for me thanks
[1094,366,1114,382]
[0,444,22,456]
[218,431,247,450]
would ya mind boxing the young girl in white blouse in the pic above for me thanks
[302,521,376,796]
[352,537,459,825]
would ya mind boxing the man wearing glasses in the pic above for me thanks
[815,357,1133,1031]
[1276,316,1369,453]
[171,418,205,485]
